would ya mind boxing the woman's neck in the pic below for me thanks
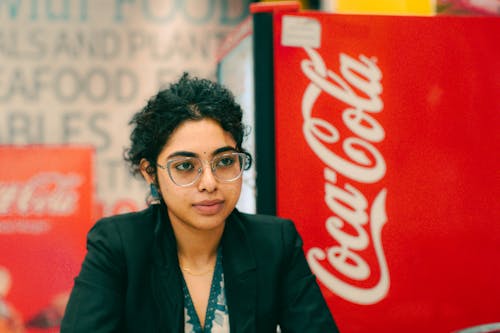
[171,221,224,268]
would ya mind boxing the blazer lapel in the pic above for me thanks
[222,211,257,333]
[150,204,184,333]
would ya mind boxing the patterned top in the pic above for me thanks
[182,249,230,333]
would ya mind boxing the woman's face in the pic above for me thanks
[155,118,242,233]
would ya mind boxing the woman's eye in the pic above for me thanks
[175,161,194,171]
[216,156,235,168]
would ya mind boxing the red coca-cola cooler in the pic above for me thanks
[219,3,500,332]
[0,145,95,332]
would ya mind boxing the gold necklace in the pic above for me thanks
[180,266,214,276]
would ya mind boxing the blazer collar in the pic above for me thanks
[150,204,183,333]
[150,206,257,333]
[222,210,257,333]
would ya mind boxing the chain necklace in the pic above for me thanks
[178,252,217,277]
[180,265,214,276]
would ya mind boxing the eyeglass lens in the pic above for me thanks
[167,153,246,186]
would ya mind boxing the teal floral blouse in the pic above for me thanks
[182,249,229,333]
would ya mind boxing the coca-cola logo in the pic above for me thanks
[301,47,389,305]
[0,172,83,217]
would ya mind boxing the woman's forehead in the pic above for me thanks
[161,119,236,156]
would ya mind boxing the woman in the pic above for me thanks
[60,74,339,333]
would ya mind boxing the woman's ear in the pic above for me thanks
[139,158,155,184]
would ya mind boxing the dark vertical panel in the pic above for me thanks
[252,12,276,215]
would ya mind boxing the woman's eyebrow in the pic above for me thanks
[166,146,236,160]
[212,146,237,156]
[167,151,197,159]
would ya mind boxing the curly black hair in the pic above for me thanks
[124,73,252,177]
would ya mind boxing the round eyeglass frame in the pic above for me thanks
[157,152,250,187]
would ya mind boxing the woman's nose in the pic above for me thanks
[197,163,217,192]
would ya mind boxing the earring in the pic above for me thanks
[149,183,161,205]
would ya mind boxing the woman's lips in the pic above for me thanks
[192,200,224,215]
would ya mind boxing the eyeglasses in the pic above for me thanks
[157,152,250,187]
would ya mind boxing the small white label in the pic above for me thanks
[281,15,321,48]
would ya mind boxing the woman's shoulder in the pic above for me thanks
[234,210,294,228]
[231,210,300,244]
[82,206,161,270]
[88,205,158,243]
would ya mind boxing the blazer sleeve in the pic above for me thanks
[277,220,340,333]
[60,218,126,333]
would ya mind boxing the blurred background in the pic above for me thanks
[1,1,499,332]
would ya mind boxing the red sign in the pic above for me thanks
[273,13,499,332]
[0,146,94,332]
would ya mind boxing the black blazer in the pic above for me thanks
[61,204,338,333]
